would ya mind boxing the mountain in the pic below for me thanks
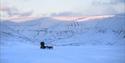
[0,14,125,46]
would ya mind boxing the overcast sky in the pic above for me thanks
[0,0,125,17]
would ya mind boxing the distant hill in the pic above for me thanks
[0,14,125,46]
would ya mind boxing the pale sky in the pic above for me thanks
[0,0,125,18]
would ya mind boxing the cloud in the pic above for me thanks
[0,6,34,21]
[51,12,83,16]
[92,0,125,5]
[0,6,32,16]
[113,0,125,3]
[1,0,125,17]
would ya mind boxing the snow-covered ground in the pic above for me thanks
[0,14,125,63]
[1,42,125,63]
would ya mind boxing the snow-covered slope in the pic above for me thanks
[0,14,125,46]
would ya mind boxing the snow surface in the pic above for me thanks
[1,43,125,63]
[0,14,125,63]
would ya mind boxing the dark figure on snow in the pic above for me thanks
[40,42,46,49]
[40,42,53,49]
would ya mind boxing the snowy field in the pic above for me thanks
[1,42,125,63]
